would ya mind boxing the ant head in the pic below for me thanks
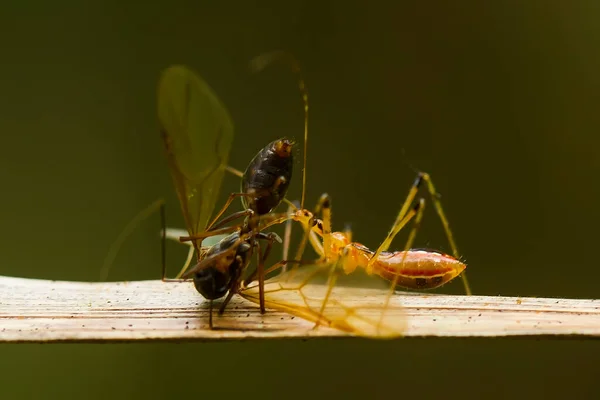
[292,208,315,227]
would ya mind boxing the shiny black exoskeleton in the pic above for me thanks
[186,138,294,317]
[192,232,252,300]
[241,138,294,216]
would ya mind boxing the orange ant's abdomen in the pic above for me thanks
[372,249,466,290]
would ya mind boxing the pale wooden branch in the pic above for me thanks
[1,275,599,342]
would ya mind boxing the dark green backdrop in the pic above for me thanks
[1,1,599,399]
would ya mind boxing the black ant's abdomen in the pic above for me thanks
[241,138,294,215]
[193,268,232,300]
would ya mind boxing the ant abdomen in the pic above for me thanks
[241,138,294,215]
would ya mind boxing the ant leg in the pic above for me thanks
[289,217,322,266]
[313,193,333,260]
[161,201,166,280]
[343,223,353,243]
[179,224,241,243]
[181,233,250,279]
[242,232,282,288]
[157,205,195,282]
[367,172,470,294]
[165,215,274,281]
[208,209,254,231]
[282,193,339,330]
[281,201,297,273]
[224,231,279,314]
[369,198,425,273]
[256,230,285,313]
[166,224,246,281]
[218,232,282,315]
[292,193,332,266]
[313,201,425,333]
[367,175,424,268]
[218,254,248,315]
[225,165,243,178]
[377,199,426,333]
[418,172,471,295]
[312,247,348,331]
[176,224,245,278]
[205,192,253,231]
[255,239,266,313]
[242,260,288,288]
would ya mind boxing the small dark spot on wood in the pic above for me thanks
[128,324,133,327]
[478,313,482,317]
[111,327,116,330]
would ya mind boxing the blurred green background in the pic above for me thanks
[1,1,599,399]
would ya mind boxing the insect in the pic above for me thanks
[235,172,469,337]
[231,52,471,295]
[158,57,311,326]
[283,173,471,294]
[158,52,324,323]
[164,52,470,337]
[172,51,314,318]
[179,136,299,314]
[100,58,302,328]
[235,56,471,336]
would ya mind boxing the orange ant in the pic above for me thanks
[158,52,471,336]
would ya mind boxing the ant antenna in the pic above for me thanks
[250,50,309,210]
[399,147,421,176]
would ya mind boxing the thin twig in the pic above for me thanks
[1,275,599,343]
